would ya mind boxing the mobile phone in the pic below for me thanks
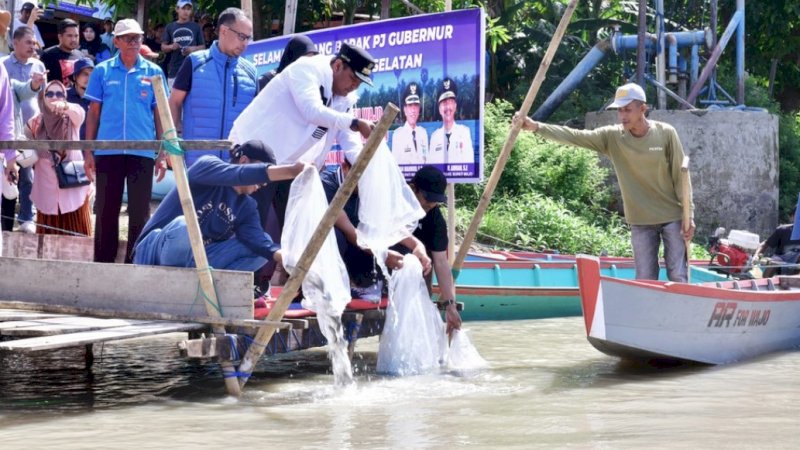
[37,6,55,20]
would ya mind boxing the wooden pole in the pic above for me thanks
[240,0,253,21]
[235,103,400,390]
[152,75,242,397]
[681,156,692,283]
[0,300,292,330]
[450,0,578,280]
[283,0,298,35]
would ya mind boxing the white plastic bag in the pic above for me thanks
[377,254,447,375]
[282,166,353,384]
[445,329,489,372]
[355,142,425,275]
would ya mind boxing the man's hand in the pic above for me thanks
[682,218,696,241]
[30,71,46,91]
[385,250,405,271]
[354,119,374,140]
[445,303,462,334]
[4,162,19,184]
[412,246,432,275]
[512,112,539,132]
[83,152,95,182]
[273,249,283,265]
[154,153,168,182]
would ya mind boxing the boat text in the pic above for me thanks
[707,302,770,328]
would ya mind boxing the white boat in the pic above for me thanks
[576,255,800,364]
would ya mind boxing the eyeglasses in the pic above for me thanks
[45,91,66,99]
[117,34,143,44]
[223,25,252,43]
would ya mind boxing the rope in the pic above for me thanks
[189,266,224,316]
[160,128,184,156]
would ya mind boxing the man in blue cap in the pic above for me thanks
[66,57,94,139]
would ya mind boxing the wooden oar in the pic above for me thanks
[450,0,578,280]
[152,76,242,397]
[235,103,400,390]
[681,156,692,283]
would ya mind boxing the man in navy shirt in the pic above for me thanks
[133,140,305,271]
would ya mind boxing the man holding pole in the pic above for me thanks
[513,82,695,282]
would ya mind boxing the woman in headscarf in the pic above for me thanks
[25,80,92,236]
[79,22,111,64]
[257,34,318,91]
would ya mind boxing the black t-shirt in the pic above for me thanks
[172,57,194,91]
[320,167,360,226]
[764,224,800,256]
[163,21,204,78]
[40,46,83,85]
[413,206,448,257]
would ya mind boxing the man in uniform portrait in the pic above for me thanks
[391,81,428,165]
[428,77,474,165]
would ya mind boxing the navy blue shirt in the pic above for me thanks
[67,87,91,140]
[138,156,280,259]
[321,166,359,226]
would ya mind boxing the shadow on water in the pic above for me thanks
[545,356,711,392]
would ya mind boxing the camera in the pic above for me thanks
[37,5,55,20]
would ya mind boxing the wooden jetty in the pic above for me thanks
[0,89,399,395]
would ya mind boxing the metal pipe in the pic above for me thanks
[690,44,699,87]
[612,33,657,53]
[666,34,678,84]
[656,0,666,109]
[532,40,611,121]
[645,74,696,109]
[684,11,743,107]
[636,0,647,87]
[736,0,745,104]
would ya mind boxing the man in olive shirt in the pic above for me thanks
[514,83,695,282]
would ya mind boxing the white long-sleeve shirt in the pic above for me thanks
[229,54,362,168]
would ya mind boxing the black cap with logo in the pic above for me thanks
[412,165,447,203]
[437,77,457,103]
[337,42,376,86]
[230,140,276,165]
[21,2,35,11]
[403,82,421,105]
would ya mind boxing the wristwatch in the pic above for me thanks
[438,299,455,309]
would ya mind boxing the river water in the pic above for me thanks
[1,317,798,449]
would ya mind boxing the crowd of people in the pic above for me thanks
[0,3,464,332]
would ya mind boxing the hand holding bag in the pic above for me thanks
[51,151,90,189]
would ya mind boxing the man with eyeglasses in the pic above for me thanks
[168,7,256,167]
[83,19,169,264]
[40,19,83,87]
[161,0,204,85]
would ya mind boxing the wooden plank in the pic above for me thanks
[0,322,205,353]
[1,317,149,337]
[778,276,800,289]
[0,301,291,330]
[0,257,254,320]
[1,232,126,263]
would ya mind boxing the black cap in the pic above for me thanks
[411,166,447,203]
[21,2,35,11]
[437,77,457,103]
[403,82,421,105]
[230,140,276,165]
[337,42,375,86]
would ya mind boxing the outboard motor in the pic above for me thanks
[707,228,760,279]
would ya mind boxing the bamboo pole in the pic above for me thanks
[235,103,400,390]
[152,75,242,397]
[681,156,692,283]
[451,0,578,279]
[0,300,292,330]
[0,140,230,150]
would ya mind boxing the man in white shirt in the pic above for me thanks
[229,42,376,226]
[12,3,43,50]
[428,77,474,165]
[391,81,428,165]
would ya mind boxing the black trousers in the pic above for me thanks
[93,155,154,263]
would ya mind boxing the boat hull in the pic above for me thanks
[577,256,800,364]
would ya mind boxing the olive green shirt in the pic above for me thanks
[537,121,692,225]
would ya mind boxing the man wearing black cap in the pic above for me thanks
[229,42,377,227]
[13,3,43,50]
[429,77,474,165]
[391,81,429,165]
[133,142,306,271]
[408,165,462,333]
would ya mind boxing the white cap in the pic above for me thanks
[113,19,144,36]
[607,83,646,109]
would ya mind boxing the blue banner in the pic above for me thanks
[243,8,486,183]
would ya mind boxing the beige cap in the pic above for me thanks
[608,83,647,109]
[113,19,144,36]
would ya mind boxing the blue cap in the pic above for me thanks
[71,58,94,79]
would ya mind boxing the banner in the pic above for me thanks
[244,8,486,183]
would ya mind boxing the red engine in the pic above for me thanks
[712,242,751,274]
